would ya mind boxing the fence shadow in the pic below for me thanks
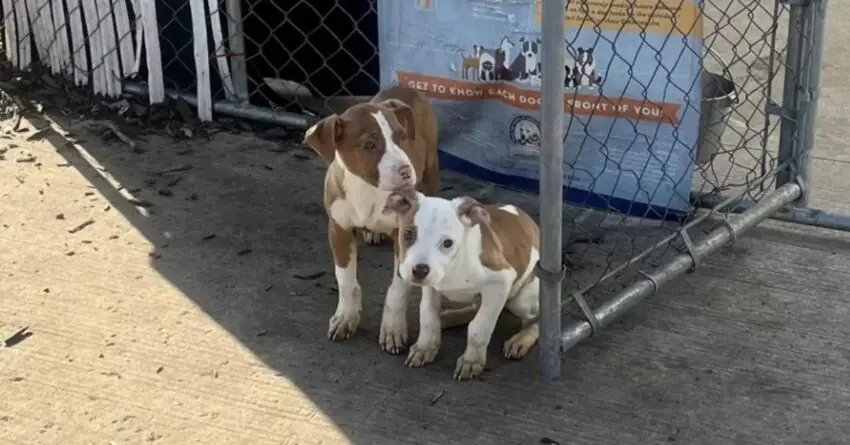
[3,84,734,443]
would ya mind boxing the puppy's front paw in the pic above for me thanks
[361,229,385,246]
[378,312,408,355]
[454,354,486,381]
[405,341,439,368]
[328,310,360,341]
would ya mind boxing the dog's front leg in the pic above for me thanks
[454,282,510,380]
[379,254,412,354]
[328,220,361,341]
[405,286,442,367]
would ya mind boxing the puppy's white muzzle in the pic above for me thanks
[399,258,443,288]
[382,164,415,191]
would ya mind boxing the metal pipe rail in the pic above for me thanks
[559,183,801,353]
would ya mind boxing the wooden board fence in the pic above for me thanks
[0,0,249,121]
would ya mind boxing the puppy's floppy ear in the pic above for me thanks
[453,196,491,227]
[303,114,343,163]
[379,99,416,143]
[383,187,419,215]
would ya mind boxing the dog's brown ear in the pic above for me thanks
[383,187,419,215]
[303,115,343,163]
[454,196,491,227]
[380,99,416,143]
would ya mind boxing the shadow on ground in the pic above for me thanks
[6,85,850,444]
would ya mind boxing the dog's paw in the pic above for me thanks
[361,229,385,246]
[328,311,360,341]
[405,341,439,368]
[378,313,408,355]
[454,354,486,381]
[503,329,538,360]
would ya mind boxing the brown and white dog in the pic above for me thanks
[303,86,440,348]
[382,188,541,380]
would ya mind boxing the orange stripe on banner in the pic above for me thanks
[534,0,703,37]
[396,71,680,125]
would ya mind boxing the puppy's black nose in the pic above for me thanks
[412,264,430,281]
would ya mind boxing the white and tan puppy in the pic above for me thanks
[304,86,440,347]
[383,188,541,380]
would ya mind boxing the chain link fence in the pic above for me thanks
[0,0,832,379]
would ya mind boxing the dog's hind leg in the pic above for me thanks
[502,277,540,360]
[504,322,539,360]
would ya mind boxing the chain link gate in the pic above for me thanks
[534,0,823,379]
[0,0,833,380]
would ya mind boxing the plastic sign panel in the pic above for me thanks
[377,0,703,219]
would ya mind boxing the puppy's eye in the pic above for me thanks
[442,239,454,249]
[403,228,416,245]
[363,141,377,151]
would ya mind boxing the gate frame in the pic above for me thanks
[534,0,832,381]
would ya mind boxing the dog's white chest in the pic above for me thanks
[329,172,397,233]
[440,289,480,304]
[433,266,487,304]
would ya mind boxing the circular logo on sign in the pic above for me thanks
[509,115,541,152]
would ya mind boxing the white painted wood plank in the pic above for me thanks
[51,0,72,75]
[206,0,234,101]
[127,0,143,78]
[25,0,50,67]
[36,0,58,73]
[94,0,121,96]
[15,0,31,68]
[138,0,163,103]
[112,0,134,77]
[2,0,19,66]
[65,0,88,85]
[189,0,212,120]
[81,0,105,94]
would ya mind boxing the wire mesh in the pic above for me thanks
[0,0,812,346]
[156,0,382,115]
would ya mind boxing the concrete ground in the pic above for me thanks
[3,4,850,445]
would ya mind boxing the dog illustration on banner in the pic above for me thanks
[479,51,497,82]
[460,45,483,80]
[457,36,603,90]
[573,46,603,87]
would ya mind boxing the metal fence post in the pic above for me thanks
[225,0,250,104]
[537,0,567,382]
[794,0,828,206]
[774,5,804,189]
